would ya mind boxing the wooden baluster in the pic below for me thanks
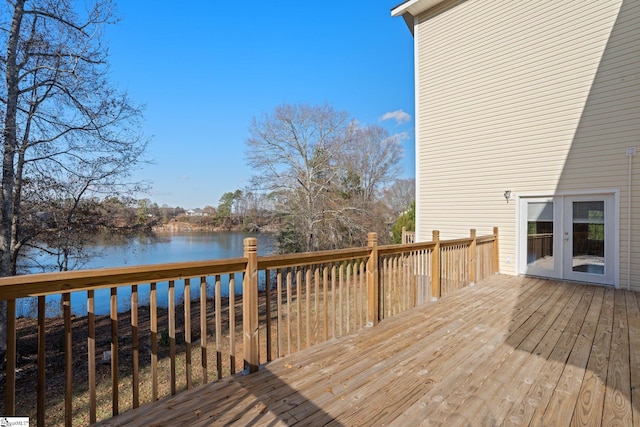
[346,262,351,333]
[338,264,344,336]
[450,245,454,292]
[493,227,500,274]
[322,266,329,341]
[305,267,311,348]
[131,285,139,408]
[86,290,96,423]
[391,255,401,316]
[417,250,424,304]
[5,299,15,416]
[469,228,478,284]
[216,274,223,378]
[150,282,158,401]
[388,256,392,316]
[353,261,358,330]
[359,260,365,328]
[110,288,118,416]
[266,270,272,362]
[168,280,176,395]
[397,255,402,314]
[444,246,448,295]
[62,293,72,426]
[382,257,388,320]
[432,230,441,299]
[367,233,384,326]
[184,278,192,388]
[277,269,283,358]
[296,267,302,351]
[200,276,208,384]
[448,246,452,294]
[331,265,336,338]
[402,252,408,311]
[38,296,46,426]
[394,256,400,315]
[314,266,320,344]
[411,251,416,308]
[286,267,292,355]
[386,256,391,316]
[400,254,405,312]
[406,251,412,309]
[228,274,236,375]
[440,247,445,296]
[453,245,457,291]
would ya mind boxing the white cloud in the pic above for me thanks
[394,131,411,141]
[380,109,411,125]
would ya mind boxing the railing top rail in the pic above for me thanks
[440,237,473,247]
[378,241,437,256]
[0,257,247,300]
[476,235,497,243]
[258,247,371,270]
[0,232,498,300]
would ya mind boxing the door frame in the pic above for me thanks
[516,190,620,287]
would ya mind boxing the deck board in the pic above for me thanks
[602,290,633,426]
[628,291,640,427]
[569,287,614,427]
[96,275,640,426]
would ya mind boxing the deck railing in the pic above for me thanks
[0,228,498,426]
[401,226,415,244]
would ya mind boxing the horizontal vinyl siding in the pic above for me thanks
[413,0,640,289]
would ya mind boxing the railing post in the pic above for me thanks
[431,230,440,300]
[243,237,259,373]
[493,226,500,274]
[366,232,379,326]
[469,229,477,285]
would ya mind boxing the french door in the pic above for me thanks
[519,194,615,285]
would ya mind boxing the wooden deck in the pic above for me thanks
[96,275,640,426]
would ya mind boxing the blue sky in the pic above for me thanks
[106,1,415,209]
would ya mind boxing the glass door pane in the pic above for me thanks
[571,201,605,275]
[526,202,554,269]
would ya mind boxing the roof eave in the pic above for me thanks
[391,0,449,17]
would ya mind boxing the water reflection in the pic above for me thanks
[17,231,276,316]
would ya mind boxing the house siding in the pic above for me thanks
[413,0,640,289]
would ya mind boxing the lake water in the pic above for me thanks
[18,231,277,317]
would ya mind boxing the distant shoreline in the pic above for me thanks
[152,220,278,234]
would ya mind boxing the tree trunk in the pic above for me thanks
[0,0,25,357]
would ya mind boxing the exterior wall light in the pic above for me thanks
[504,190,512,203]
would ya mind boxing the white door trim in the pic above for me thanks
[516,190,619,287]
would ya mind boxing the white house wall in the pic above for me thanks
[413,0,640,289]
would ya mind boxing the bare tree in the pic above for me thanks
[21,168,100,273]
[0,0,147,354]
[340,124,403,201]
[384,178,416,217]
[328,124,404,247]
[246,103,349,252]
[246,103,404,252]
